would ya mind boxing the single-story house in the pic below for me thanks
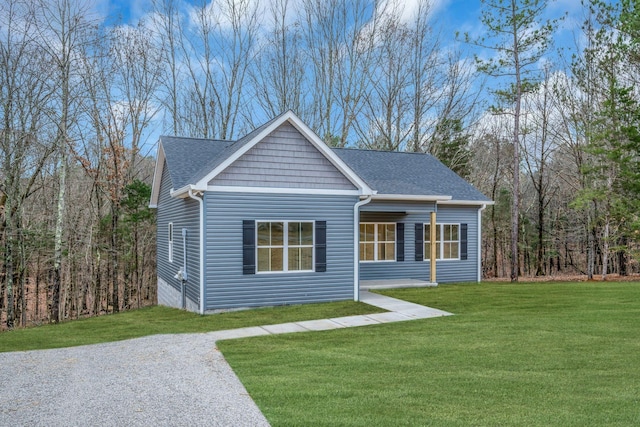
[149,111,492,313]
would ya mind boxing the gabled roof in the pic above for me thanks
[149,111,491,207]
[149,111,373,206]
[333,148,491,203]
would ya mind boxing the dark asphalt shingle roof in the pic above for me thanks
[332,148,490,201]
[159,117,490,202]
[160,136,232,189]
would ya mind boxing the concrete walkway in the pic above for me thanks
[209,290,453,341]
[0,292,452,427]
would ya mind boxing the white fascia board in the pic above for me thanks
[207,185,363,196]
[149,142,165,208]
[192,111,374,195]
[371,194,452,202]
[437,199,495,206]
[170,184,206,199]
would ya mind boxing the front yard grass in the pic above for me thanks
[0,300,383,352]
[218,282,640,426]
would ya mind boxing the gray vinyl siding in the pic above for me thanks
[156,161,200,307]
[359,201,480,283]
[435,206,479,283]
[204,192,356,310]
[209,123,356,190]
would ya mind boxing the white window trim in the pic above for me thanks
[255,220,315,274]
[168,222,174,263]
[359,222,397,263]
[424,223,461,261]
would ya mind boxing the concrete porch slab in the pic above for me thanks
[360,278,438,290]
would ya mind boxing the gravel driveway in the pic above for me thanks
[0,333,270,426]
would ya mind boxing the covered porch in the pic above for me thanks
[355,199,439,298]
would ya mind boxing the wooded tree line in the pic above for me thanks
[1,0,638,328]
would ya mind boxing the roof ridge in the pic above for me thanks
[160,135,232,143]
[332,147,434,156]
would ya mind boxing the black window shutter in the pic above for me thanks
[242,220,255,274]
[315,221,327,272]
[460,223,468,260]
[414,223,423,261]
[396,223,404,262]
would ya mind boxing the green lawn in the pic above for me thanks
[0,301,383,352]
[218,282,640,426]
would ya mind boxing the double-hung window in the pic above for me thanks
[424,223,460,260]
[257,221,314,272]
[360,223,396,262]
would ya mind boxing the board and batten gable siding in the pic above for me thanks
[157,160,200,307]
[358,201,480,283]
[209,122,357,190]
[203,192,357,310]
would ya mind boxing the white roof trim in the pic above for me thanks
[437,199,495,206]
[207,185,363,196]
[371,194,452,201]
[149,142,166,208]
[193,111,374,195]
[171,184,206,199]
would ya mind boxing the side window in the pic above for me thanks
[256,221,314,273]
[168,223,173,263]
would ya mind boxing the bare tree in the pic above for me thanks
[0,0,56,327]
[465,0,562,282]
[356,6,413,151]
[151,0,183,136]
[34,0,94,322]
[110,23,163,178]
[301,0,376,146]
[251,0,308,121]
[520,65,560,276]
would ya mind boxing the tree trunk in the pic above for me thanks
[601,213,610,281]
[111,205,119,313]
[509,0,521,283]
[535,180,545,276]
[51,151,67,323]
[618,236,627,276]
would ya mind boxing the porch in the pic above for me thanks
[360,278,438,290]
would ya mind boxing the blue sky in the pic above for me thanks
[93,0,601,154]
[102,0,587,37]
[98,0,592,70]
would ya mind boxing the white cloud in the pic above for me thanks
[374,0,449,25]
[186,0,264,32]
